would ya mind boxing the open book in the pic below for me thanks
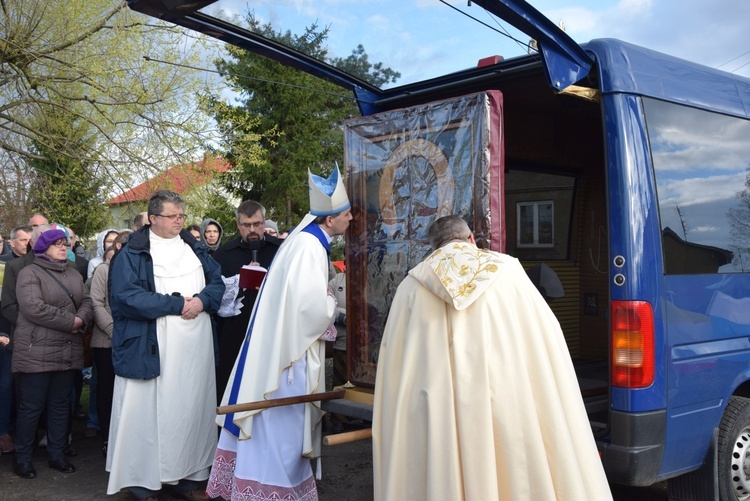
[239,264,267,290]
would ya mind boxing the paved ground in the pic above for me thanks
[0,383,669,500]
[0,403,373,501]
[0,414,669,501]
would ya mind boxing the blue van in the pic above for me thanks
[129,0,750,497]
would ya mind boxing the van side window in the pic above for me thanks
[645,98,750,274]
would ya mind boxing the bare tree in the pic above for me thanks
[0,0,222,233]
[675,205,688,240]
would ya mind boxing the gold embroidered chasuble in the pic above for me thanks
[373,243,612,500]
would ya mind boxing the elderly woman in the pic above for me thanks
[12,225,93,479]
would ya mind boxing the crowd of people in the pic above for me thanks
[0,164,611,501]
[0,169,353,500]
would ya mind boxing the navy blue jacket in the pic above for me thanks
[109,226,224,379]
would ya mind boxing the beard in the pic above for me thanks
[243,237,262,251]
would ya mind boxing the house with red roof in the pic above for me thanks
[106,156,235,228]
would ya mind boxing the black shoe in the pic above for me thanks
[63,445,78,457]
[48,458,76,473]
[15,461,37,479]
[102,441,108,458]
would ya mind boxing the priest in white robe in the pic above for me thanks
[208,166,352,501]
[107,190,224,501]
[373,215,613,501]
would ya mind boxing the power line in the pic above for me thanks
[730,59,750,74]
[143,56,369,103]
[437,0,533,50]
[481,6,534,53]
[716,49,750,69]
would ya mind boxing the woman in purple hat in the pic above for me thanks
[11,225,93,479]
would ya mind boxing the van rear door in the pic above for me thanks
[126,0,594,108]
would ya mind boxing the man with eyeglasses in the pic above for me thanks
[107,190,224,501]
[211,200,283,403]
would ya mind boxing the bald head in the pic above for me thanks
[427,216,473,250]
[28,213,48,228]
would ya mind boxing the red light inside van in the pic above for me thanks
[611,301,654,388]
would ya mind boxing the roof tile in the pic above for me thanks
[107,157,230,205]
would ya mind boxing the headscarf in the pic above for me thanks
[200,218,223,252]
[87,228,118,279]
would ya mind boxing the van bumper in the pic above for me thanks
[599,409,666,486]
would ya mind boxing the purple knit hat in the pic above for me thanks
[33,229,67,255]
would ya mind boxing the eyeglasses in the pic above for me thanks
[239,221,264,229]
[52,240,69,249]
[154,214,188,221]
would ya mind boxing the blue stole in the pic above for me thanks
[301,221,331,256]
[223,221,329,436]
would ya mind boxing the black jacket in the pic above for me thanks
[212,235,282,396]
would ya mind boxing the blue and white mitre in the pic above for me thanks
[308,165,350,216]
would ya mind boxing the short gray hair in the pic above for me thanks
[10,225,33,240]
[427,215,472,250]
[236,200,265,220]
[148,190,184,218]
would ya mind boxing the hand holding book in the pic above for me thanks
[240,264,267,290]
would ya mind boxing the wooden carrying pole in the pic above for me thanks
[217,389,345,415]
[322,428,372,446]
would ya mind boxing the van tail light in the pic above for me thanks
[611,301,654,388]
